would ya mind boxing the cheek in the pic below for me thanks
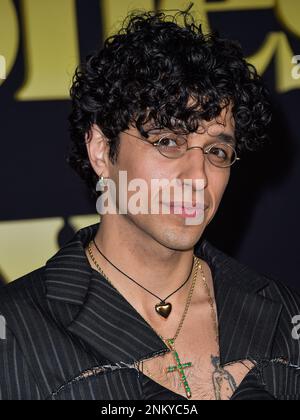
[123,149,170,185]
[219,171,230,194]
[117,142,160,180]
[209,171,231,205]
[110,146,168,206]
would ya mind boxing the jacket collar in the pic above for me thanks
[45,223,282,366]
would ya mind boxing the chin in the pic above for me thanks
[127,213,206,251]
[154,222,206,252]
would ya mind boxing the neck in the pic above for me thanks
[91,215,198,311]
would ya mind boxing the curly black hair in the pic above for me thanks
[68,4,272,198]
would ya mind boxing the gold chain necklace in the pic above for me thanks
[141,259,219,399]
[87,241,218,399]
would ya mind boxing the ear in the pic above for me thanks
[85,124,110,177]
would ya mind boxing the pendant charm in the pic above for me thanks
[155,301,172,318]
[165,338,193,399]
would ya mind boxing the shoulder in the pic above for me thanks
[0,268,47,400]
[0,267,48,347]
[199,237,300,310]
[262,276,300,361]
[0,266,46,311]
[263,275,300,314]
[0,266,48,352]
[199,239,300,364]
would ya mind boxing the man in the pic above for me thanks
[0,8,299,400]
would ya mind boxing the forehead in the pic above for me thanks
[142,103,235,133]
[143,110,236,145]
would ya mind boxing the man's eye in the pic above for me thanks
[211,147,226,155]
[159,137,178,147]
[208,147,229,160]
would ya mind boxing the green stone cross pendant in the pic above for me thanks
[165,338,193,399]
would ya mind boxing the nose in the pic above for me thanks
[183,145,208,189]
[186,145,205,153]
[186,145,206,165]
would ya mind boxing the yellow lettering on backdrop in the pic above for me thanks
[160,0,300,92]
[197,0,275,12]
[1,0,299,96]
[0,218,64,282]
[276,0,300,38]
[160,0,275,35]
[0,216,99,283]
[69,215,99,232]
[15,0,79,101]
[101,0,154,38]
[249,32,300,93]
[0,0,19,87]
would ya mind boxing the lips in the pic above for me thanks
[164,202,209,218]
[169,202,208,211]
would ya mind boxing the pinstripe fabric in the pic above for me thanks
[0,223,299,400]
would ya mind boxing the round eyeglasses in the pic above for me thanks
[122,130,240,168]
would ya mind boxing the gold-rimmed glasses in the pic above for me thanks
[122,126,240,168]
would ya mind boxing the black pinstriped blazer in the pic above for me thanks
[0,223,300,400]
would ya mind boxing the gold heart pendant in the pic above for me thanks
[155,302,172,318]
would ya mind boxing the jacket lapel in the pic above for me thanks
[45,223,283,367]
[45,224,170,365]
[197,240,283,365]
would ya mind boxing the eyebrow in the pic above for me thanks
[144,127,165,135]
[216,133,236,146]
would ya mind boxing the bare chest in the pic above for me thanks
[138,337,254,400]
